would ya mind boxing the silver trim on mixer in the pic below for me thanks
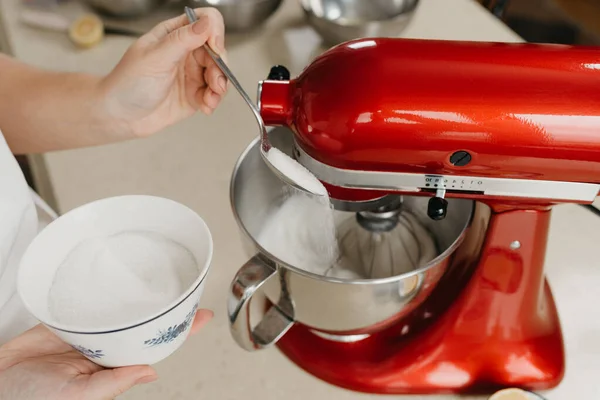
[294,144,600,202]
[256,81,263,112]
[310,331,371,342]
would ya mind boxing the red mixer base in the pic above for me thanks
[276,209,565,395]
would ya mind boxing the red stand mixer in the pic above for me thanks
[228,38,600,395]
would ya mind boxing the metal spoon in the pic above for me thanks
[184,7,323,197]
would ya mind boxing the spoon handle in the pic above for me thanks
[183,7,324,197]
[184,7,263,124]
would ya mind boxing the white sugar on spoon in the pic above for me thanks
[266,148,328,197]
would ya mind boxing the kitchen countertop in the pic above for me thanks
[1,0,599,399]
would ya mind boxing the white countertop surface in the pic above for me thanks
[1,0,599,398]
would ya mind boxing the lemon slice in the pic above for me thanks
[489,388,543,400]
[69,14,104,48]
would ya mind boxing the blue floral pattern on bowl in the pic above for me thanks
[72,345,105,359]
[144,302,199,347]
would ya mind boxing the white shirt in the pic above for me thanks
[0,130,55,345]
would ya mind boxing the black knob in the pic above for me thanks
[450,151,471,167]
[427,197,448,221]
[267,65,290,81]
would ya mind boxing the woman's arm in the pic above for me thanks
[0,56,124,154]
[0,7,227,155]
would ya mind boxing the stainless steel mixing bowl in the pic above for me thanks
[228,127,474,351]
[300,0,420,46]
[82,0,169,17]
[186,0,283,31]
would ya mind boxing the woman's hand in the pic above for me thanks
[0,310,213,400]
[101,7,228,138]
[0,7,227,153]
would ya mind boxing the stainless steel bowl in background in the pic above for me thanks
[81,0,169,17]
[300,0,420,46]
[186,0,283,31]
[228,126,474,351]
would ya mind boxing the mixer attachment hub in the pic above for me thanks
[356,196,403,232]
[356,211,400,232]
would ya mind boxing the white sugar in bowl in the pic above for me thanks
[17,195,213,368]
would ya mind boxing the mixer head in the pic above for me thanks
[257,38,600,216]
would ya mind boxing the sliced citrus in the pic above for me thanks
[489,388,532,400]
[69,14,104,48]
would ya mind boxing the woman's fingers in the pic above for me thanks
[154,8,227,101]
[203,88,222,112]
[87,366,157,399]
[141,7,227,111]
[187,79,222,113]
[192,47,227,96]
[189,309,214,335]
[185,53,206,87]
[148,8,225,66]
[198,102,214,115]
[146,7,223,45]
[204,62,227,95]
[156,14,212,65]
[146,13,188,41]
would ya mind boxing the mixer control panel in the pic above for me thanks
[424,176,484,192]
[294,144,600,203]
[418,174,599,202]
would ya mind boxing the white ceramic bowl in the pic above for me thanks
[18,195,213,368]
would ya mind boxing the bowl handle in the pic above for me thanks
[228,255,294,351]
